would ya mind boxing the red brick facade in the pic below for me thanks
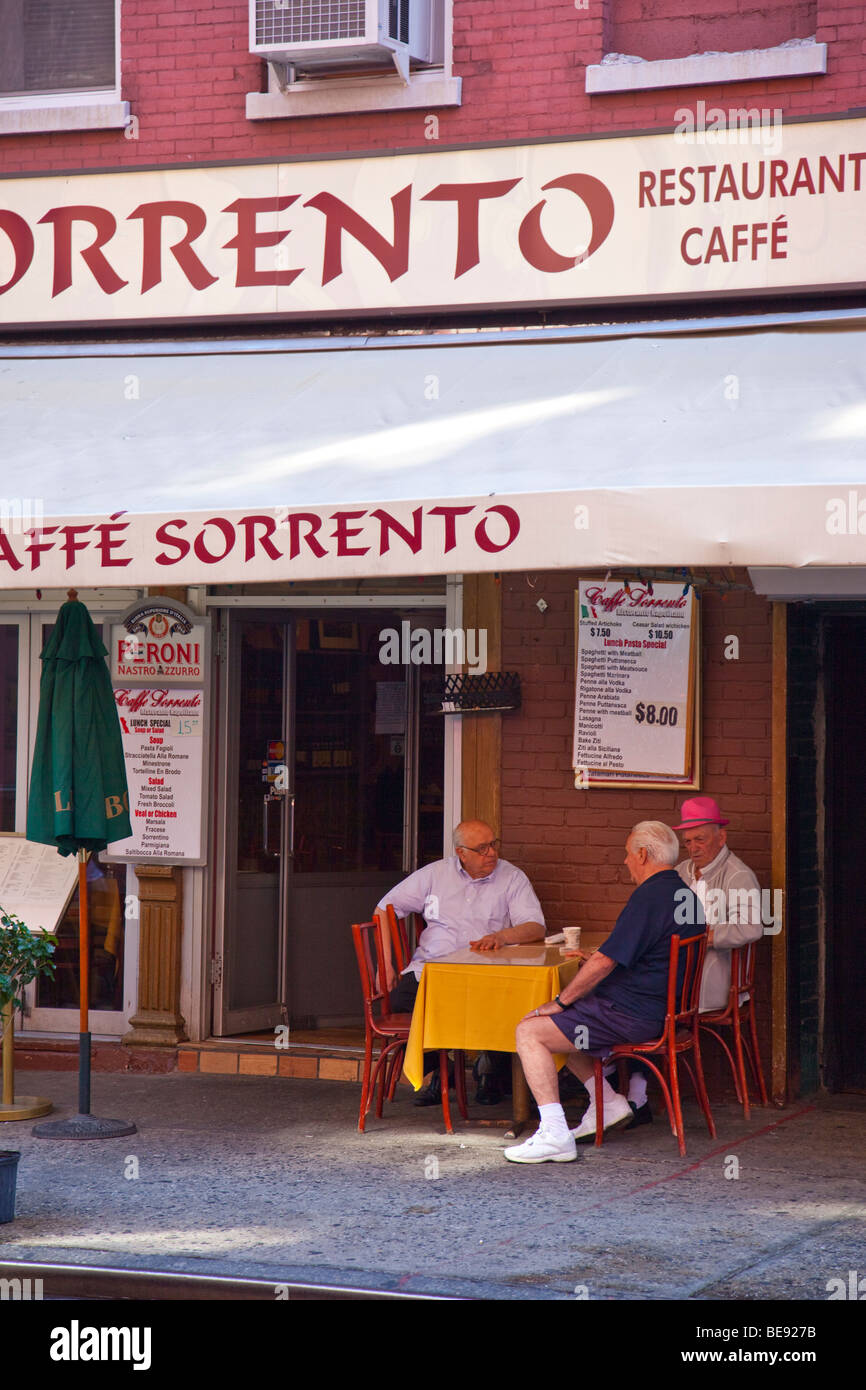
[502,570,773,934]
[0,0,862,173]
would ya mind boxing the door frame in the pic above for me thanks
[208,589,462,1037]
[4,594,143,1037]
[211,609,292,1035]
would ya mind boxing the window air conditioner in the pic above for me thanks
[250,0,434,85]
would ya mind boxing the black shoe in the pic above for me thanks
[413,1066,456,1106]
[626,1100,653,1129]
[413,1073,442,1106]
[475,1075,503,1106]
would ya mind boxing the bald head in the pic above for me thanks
[454,820,500,879]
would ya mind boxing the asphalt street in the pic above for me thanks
[2,1070,865,1304]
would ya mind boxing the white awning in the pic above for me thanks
[1,312,865,588]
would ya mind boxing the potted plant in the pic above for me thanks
[0,906,57,1222]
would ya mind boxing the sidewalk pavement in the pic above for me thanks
[1,1069,865,1301]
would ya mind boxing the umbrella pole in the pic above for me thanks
[33,849,135,1138]
[78,848,91,1116]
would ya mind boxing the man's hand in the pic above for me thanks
[470,931,505,951]
[519,1000,562,1023]
[375,959,397,993]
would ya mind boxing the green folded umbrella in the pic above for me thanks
[27,593,131,854]
[25,591,135,1138]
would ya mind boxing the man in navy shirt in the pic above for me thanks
[504,821,703,1164]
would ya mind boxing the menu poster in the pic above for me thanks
[572,581,699,788]
[0,834,79,934]
[104,688,207,865]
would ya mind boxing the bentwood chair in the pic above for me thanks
[593,932,716,1157]
[352,919,467,1134]
[375,900,467,1128]
[378,903,411,974]
[699,942,768,1118]
[373,905,412,1103]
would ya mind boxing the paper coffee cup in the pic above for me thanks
[563,927,581,949]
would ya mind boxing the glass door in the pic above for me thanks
[213,616,292,1035]
[214,609,445,1036]
[0,616,29,834]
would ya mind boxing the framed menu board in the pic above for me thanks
[0,833,79,934]
[572,581,700,789]
[103,689,207,866]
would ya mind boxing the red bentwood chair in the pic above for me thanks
[593,932,716,1158]
[351,919,467,1134]
[381,903,411,975]
[699,942,768,1118]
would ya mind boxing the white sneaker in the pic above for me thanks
[570,1093,633,1144]
[503,1125,577,1164]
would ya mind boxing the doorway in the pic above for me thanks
[212,609,445,1036]
[823,616,866,1091]
[0,601,137,1038]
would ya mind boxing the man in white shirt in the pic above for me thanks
[377,819,545,1104]
[673,795,763,1013]
[612,796,764,1133]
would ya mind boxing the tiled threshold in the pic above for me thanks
[177,1034,374,1084]
[14,1030,400,1085]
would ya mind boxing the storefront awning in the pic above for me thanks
[2,312,866,587]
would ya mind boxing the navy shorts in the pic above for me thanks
[550,995,662,1059]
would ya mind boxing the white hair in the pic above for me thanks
[629,820,680,866]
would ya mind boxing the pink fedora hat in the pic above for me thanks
[672,796,729,830]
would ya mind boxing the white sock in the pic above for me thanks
[628,1072,648,1108]
[538,1102,570,1140]
[583,1075,618,1112]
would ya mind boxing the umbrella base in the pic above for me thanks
[32,1113,137,1141]
[0,1097,53,1123]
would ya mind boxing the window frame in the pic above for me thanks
[0,0,129,135]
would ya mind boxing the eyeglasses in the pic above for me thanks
[459,839,501,856]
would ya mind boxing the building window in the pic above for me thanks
[0,0,116,97]
[0,0,129,134]
[607,0,817,66]
[587,0,825,95]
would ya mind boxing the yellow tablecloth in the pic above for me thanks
[404,951,582,1089]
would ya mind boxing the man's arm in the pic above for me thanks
[526,951,617,1015]
[373,865,434,991]
[471,918,545,951]
[708,868,763,949]
[471,867,545,950]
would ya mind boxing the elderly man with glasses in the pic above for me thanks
[376,819,545,1106]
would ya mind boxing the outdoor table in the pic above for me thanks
[404,941,586,1136]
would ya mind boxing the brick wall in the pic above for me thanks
[0,0,861,174]
[501,567,774,1095]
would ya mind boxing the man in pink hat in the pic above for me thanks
[673,795,763,1015]
[619,795,764,1131]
